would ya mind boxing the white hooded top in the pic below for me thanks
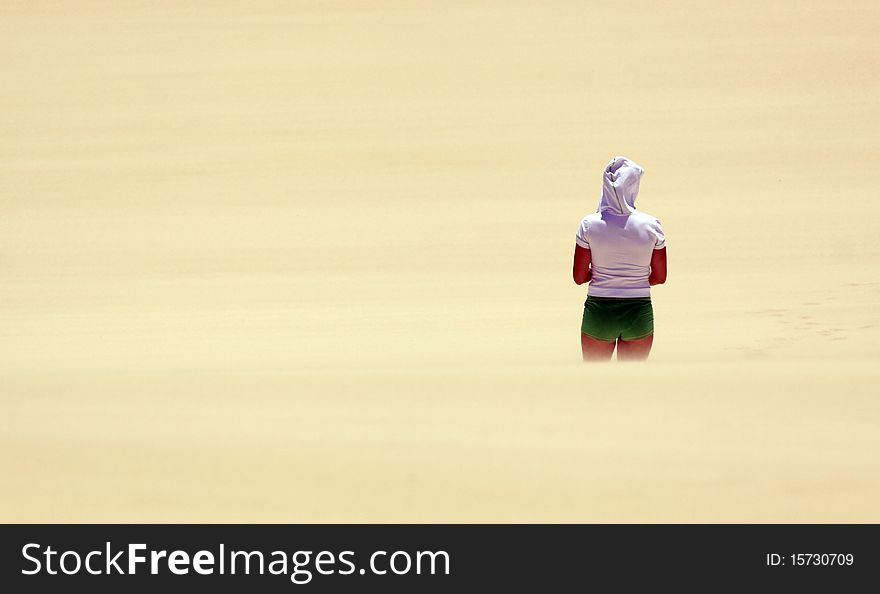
[575,156,666,298]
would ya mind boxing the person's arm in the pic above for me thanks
[649,247,667,285]
[573,244,591,285]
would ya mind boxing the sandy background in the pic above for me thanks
[2,0,879,522]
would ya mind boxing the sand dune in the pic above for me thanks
[2,1,879,521]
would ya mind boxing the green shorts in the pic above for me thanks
[581,296,654,342]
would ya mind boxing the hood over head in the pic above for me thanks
[598,156,644,215]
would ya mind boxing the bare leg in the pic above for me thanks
[581,333,615,362]
[616,334,654,361]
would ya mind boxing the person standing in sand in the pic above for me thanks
[572,156,667,361]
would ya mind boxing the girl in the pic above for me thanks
[572,156,667,361]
